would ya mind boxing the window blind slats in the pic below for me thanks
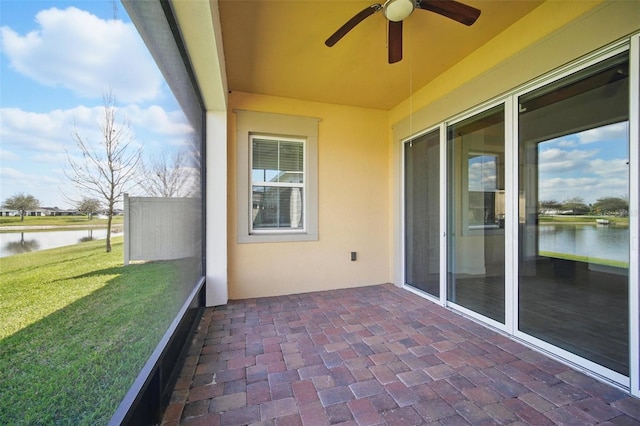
[251,136,305,230]
[252,139,303,183]
[252,139,279,172]
[279,141,303,173]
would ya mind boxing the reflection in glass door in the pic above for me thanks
[405,130,440,297]
[447,105,505,323]
[518,52,630,375]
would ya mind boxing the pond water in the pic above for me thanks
[2,224,628,263]
[538,223,629,264]
[0,228,124,258]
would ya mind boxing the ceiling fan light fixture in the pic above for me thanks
[384,0,415,22]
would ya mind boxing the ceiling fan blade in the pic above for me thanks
[418,0,481,26]
[388,20,402,64]
[325,4,381,47]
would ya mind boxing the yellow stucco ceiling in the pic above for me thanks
[216,0,544,110]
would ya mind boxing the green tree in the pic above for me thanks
[539,199,562,213]
[2,193,41,221]
[77,197,103,220]
[562,197,589,215]
[592,196,628,216]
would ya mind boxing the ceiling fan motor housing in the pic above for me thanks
[384,0,415,22]
[325,0,480,63]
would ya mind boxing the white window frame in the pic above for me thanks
[629,32,640,398]
[236,110,319,243]
[250,134,306,234]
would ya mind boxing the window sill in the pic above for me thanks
[238,231,318,244]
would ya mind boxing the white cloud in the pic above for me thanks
[539,180,628,204]
[539,176,596,204]
[0,7,162,103]
[577,121,628,144]
[124,105,194,137]
[468,158,497,191]
[540,176,600,190]
[0,107,79,152]
[537,143,629,203]
[0,166,28,181]
[556,138,577,148]
[591,158,629,178]
[0,149,20,162]
[32,152,70,165]
[538,148,595,174]
[1,104,192,152]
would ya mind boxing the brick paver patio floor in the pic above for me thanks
[161,283,640,425]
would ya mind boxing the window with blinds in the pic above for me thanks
[250,135,305,231]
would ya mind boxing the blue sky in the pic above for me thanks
[467,121,629,206]
[538,121,629,205]
[1,0,193,208]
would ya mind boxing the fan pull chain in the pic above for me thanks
[408,18,413,144]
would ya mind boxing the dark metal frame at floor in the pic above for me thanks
[109,277,206,426]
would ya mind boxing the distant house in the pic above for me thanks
[26,209,47,217]
[93,209,123,217]
[0,209,18,217]
[42,207,80,216]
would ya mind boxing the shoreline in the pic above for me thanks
[0,224,112,231]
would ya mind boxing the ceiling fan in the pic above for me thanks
[325,0,481,64]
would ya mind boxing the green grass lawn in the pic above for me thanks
[0,237,192,425]
[0,215,123,228]
[539,250,629,269]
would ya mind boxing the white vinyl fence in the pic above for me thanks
[124,194,201,265]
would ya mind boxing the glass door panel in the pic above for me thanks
[447,105,505,323]
[518,52,630,375]
[405,130,440,297]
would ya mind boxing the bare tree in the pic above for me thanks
[65,92,142,252]
[188,134,202,198]
[140,147,194,197]
[2,193,41,221]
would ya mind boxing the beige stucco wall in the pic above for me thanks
[223,1,639,300]
[227,92,390,299]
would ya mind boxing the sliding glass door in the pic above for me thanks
[447,105,505,323]
[518,52,630,375]
[404,41,636,386]
[405,130,440,298]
